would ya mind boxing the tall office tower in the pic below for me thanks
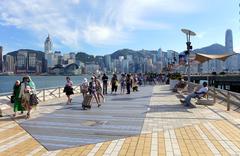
[5,55,15,72]
[44,34,54,68]
[225,29,234,71]
[44,34,53,54]
[225,29,233,53]
[0,46,2,72]
[157,48,162,61]
[104,54,112,71]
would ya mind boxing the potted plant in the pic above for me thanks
[169,73,181,89]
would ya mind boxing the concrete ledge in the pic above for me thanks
[196,99,215,106]
[0,104,11,117]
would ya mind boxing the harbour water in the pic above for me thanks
[0,75,91,94]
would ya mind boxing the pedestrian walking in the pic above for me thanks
[111,74,118,94]
[12,80,24,117]
[120,74,126,94]
[132,74,139,92]
[126,74,132,94]
[64,77,74,104]
[102,73,108,95]
[89,76,100,106]
[19,76,36,119]
[80,78,89,98]
[96,77,105,104]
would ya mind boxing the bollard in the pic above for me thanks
[227,91,230,111]
[43,89,45,101]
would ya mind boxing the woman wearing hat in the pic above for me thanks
[19,76,36,119]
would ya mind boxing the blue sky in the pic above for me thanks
[0,0,239,55]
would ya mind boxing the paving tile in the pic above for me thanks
[2,85,240,155]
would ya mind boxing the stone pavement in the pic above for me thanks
[19,86,153,150]
[1,85,240,155]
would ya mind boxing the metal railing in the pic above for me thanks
[187,82,240,111]
[0,85,82,105]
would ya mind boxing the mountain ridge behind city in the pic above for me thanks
[6,43,232,63]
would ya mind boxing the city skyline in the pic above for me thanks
[0,0,239,55]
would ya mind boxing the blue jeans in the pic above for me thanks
[184,93,197,106]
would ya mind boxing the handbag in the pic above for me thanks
[10,96,15,103]
[30,94,39,106]
[63,86,67,92]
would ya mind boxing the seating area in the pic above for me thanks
[176,82,215,106]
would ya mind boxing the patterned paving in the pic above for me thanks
[18,86,153,150]
[2,118,240,155]
[1,85,240,155]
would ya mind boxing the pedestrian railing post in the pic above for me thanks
[58,87,61,98]
[213,87,216,103]
[227,91,230,111]
[43,89,45,102]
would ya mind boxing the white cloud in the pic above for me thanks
[0,0,201,50]
[196,32,207,39]
[234,46,240,53]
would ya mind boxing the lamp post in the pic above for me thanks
[181,29,196,85]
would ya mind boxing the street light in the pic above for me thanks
[181,28,196,85]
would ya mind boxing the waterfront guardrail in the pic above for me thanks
[0,85,82,105]
[187,82,240,111]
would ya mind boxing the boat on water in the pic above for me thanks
[0,72,15,76]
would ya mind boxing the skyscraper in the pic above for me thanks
[225,29,233,53]
[104,54,112,71]
[44,34,54,68]
[4,55,14,72]
[0,46,2,73]
[44,34,53,53]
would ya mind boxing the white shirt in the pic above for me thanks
[197,87,208,94]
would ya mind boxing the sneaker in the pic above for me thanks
[98,104,101,107]
[26,113,30,119]
[180,99,185,103]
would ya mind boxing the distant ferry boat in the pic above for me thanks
[0,72,15,76]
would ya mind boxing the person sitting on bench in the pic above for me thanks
[180,82,208,107]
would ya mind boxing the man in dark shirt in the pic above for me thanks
[102,73,108,95]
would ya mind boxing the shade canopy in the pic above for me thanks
[194,53,236,63]
[181,29,196,36]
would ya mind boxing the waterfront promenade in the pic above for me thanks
[1,85,240,155]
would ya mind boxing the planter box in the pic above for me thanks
[170,79,178,90]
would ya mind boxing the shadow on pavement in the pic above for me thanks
[146,104,193,113]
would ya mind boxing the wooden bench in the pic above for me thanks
[179,91,214,107]
[195,93,214,105]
